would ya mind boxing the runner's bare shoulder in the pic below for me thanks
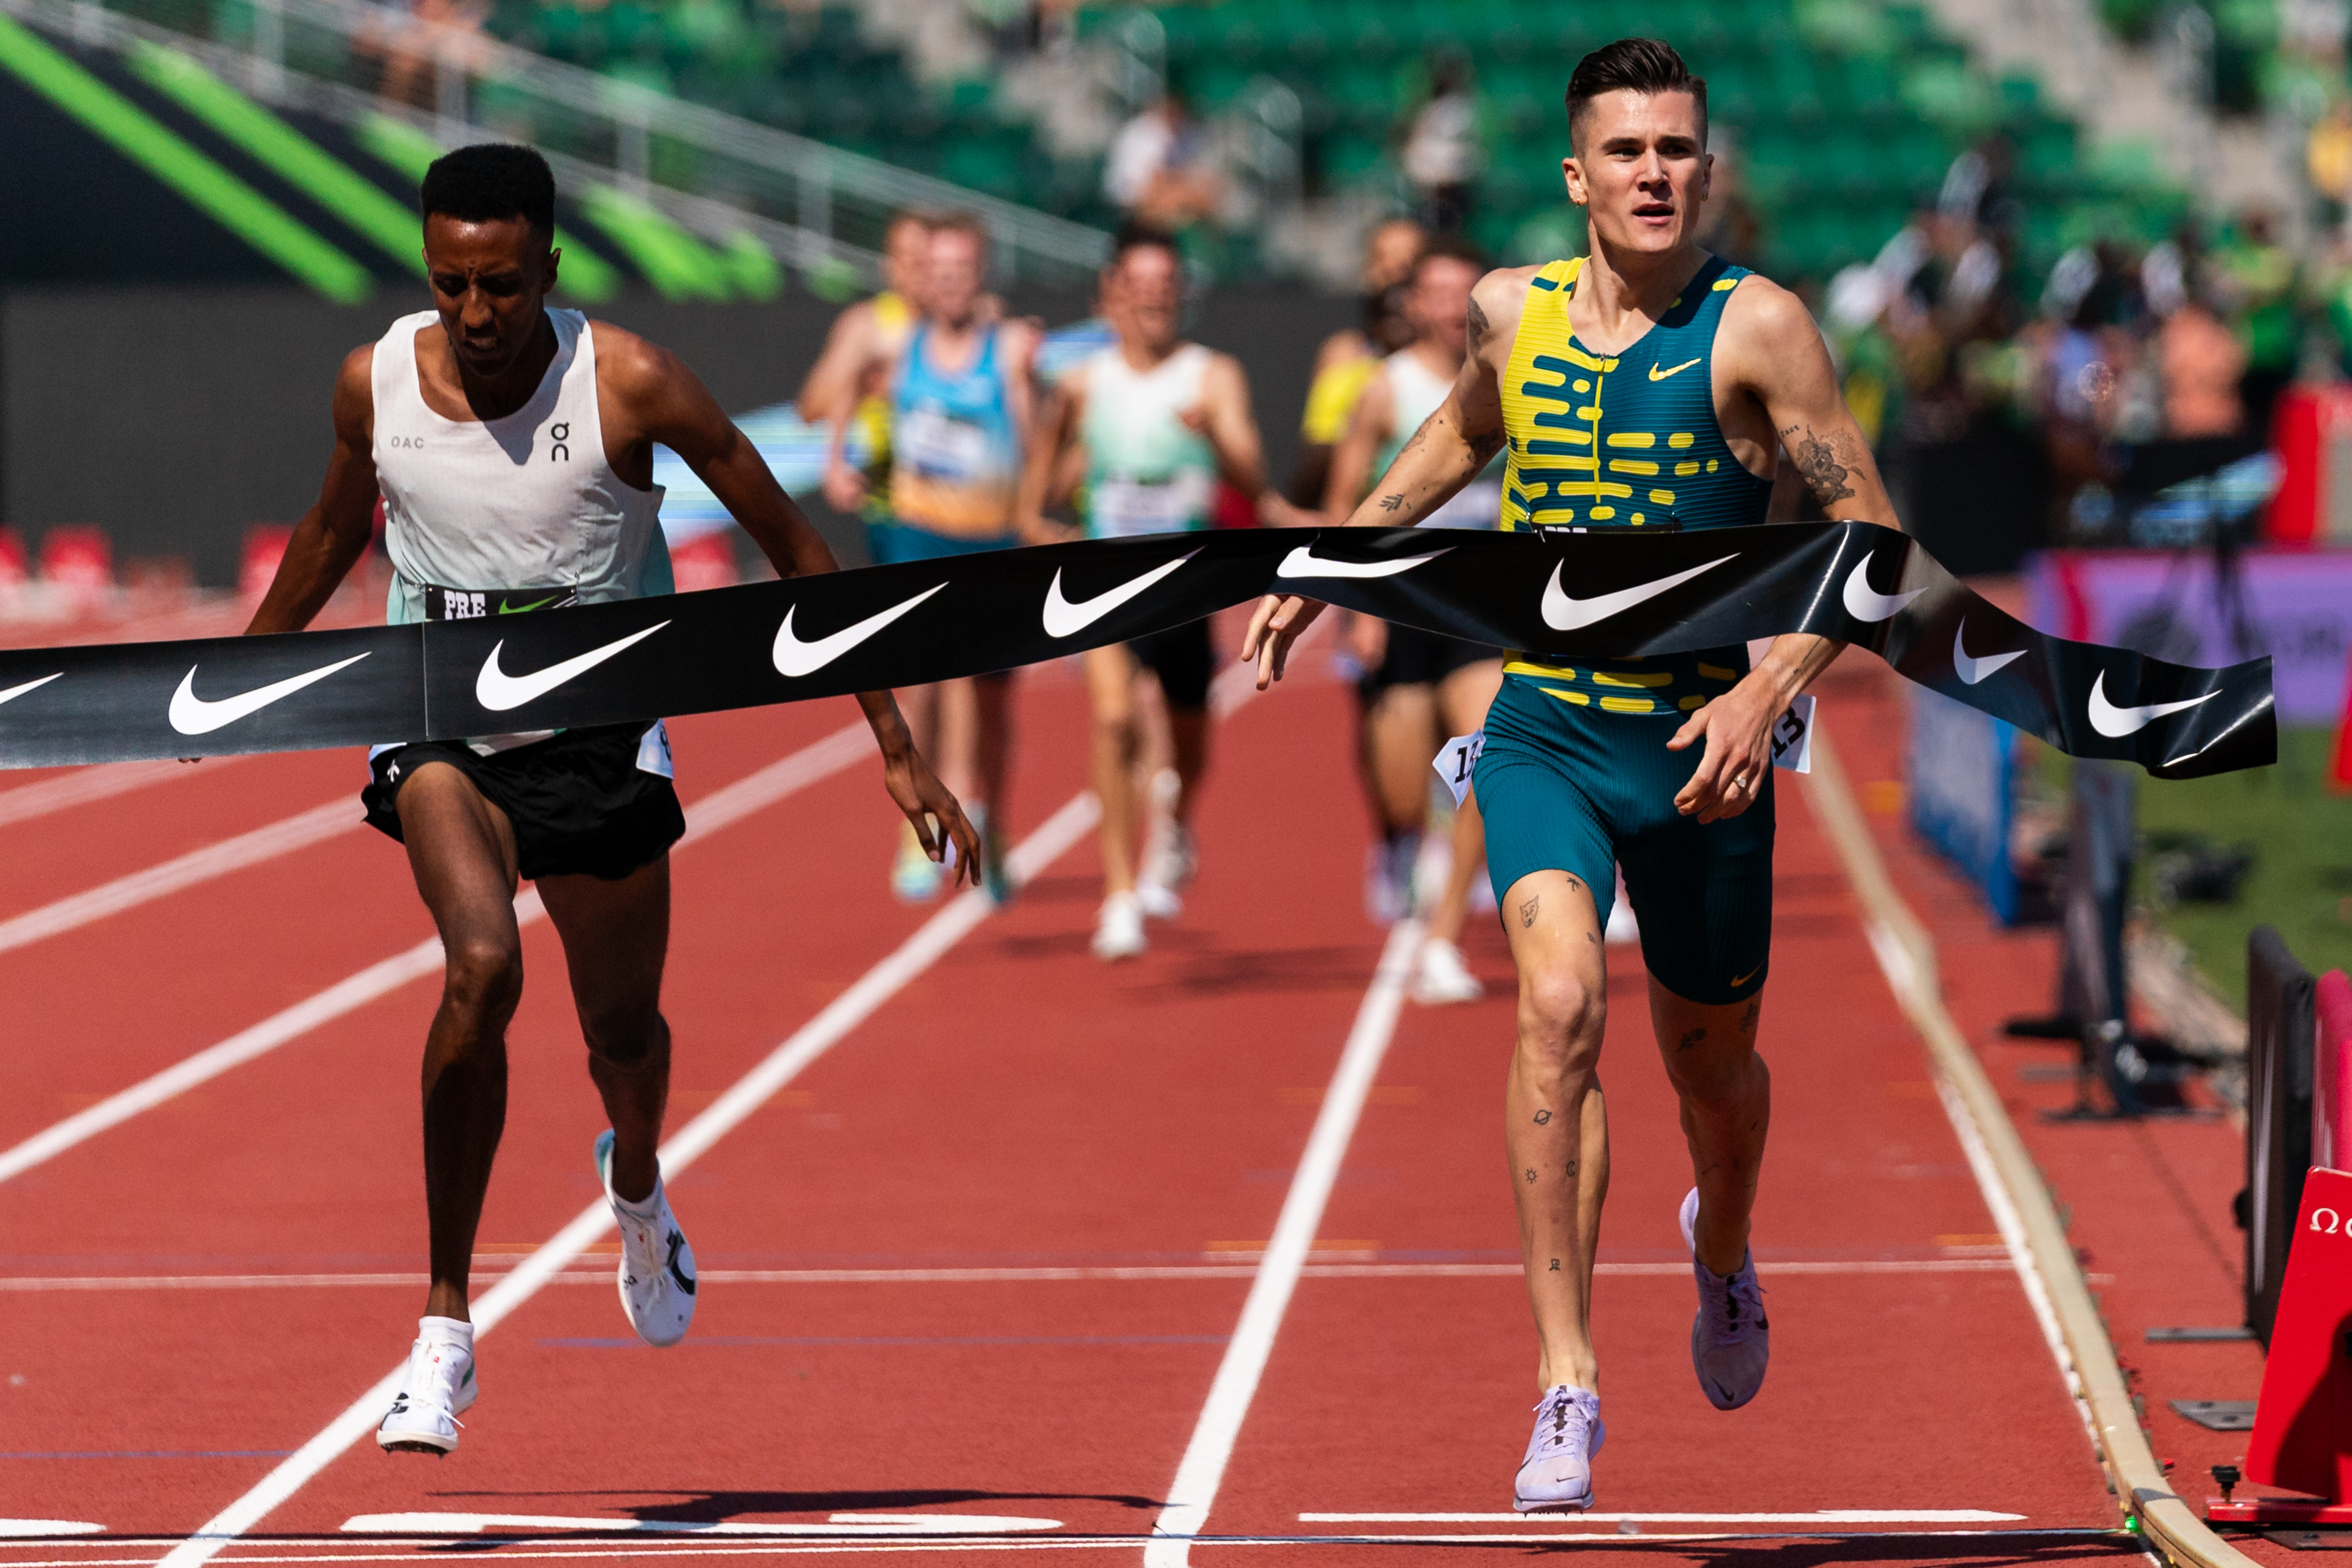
[1469,265,1544,360]
[1712,272,1829,392]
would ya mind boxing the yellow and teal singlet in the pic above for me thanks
[1497,253,1772,712]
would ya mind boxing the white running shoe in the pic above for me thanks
[1136,822,1197,920]
[377,1319,476,1455]
[1679,1186,1769,1410]
[1092,891,1147,960]
[596,1129,697,1348]
[1514,1384,1604,1512]
[1411,937,1485,1005]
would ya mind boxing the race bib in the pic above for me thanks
[1433,730,1486,807]
[1771,693,1816,775]
[1092,474,1212,539]
[423,584,579,620]
[895,407,992,477]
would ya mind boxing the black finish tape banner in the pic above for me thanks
[0,523,2274,778]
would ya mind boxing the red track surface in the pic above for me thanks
[0,627,2141,1566]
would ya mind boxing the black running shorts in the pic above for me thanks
[361,721,686,882]
[1127,618,1213,712]
[1357,621,1500,704]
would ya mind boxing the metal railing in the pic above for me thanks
[11,0,1110,288]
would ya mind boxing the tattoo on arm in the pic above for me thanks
[1466,426,1505,463]
[1378,493,1405,511]
[1787,424,1857,508]
[1518,896,1540,929]
[1467,296,1490,349]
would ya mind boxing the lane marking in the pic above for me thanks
[0,1258,2022,1291]
[0,758,245,833]
[0,1526,101,1539]
[343,1514,1063,1536]
[1145,918,1424,1567]
[156,790,1103,1566]
[1300,1511,2029,1523]
[0,722,875,1190]
[0,799,358,958]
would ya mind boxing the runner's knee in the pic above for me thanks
[441,937,522,1029]
[583,1005,667,1070]
[1516,967,1604,1075]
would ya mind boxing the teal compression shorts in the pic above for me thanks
[1473,673,1774,1005]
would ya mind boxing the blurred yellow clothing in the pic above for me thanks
[1299,354,1379,444]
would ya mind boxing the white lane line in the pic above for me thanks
[342,1513,1063,1536]
[0,1525,102,1539]
[1300,1511,2031,1524]
[0,722,874,1190]
[1143,918,1424,1568]
[0,799,359,956]
[0,759,241,831]
[0,1258,2021,1291]
[156,791,1103,1568]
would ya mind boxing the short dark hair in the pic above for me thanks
[1565,38,1708,150]
[1110,220,1181,269]
[420,144,557,239]
[1413,235,1488,281]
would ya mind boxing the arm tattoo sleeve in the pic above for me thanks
[1789,425,1858,508]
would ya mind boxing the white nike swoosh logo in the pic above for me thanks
[1842,557,1926,622]
[2086,670,2220,738]
[1042,552,1198,639]
[1276,543,1452,579]
[1952,623,2026,685]
[1540,554,1737,631]
[477,624,668,712]
[168,653,372,736]
[771,585,944,678]
[0,673,61,708]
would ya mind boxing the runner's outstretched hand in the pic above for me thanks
[1667,671,1784,824]
[1241,593,1327,689]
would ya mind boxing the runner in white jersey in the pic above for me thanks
[1323,240,1506,1001]
[1015,223,1297,960]
[241,145,977,1457]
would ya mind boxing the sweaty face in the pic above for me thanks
[1409,256,1481,357]
[423,214,556,379]
[926,229,985,324]
[1564,89,1710,258]
[1113,245,1184,349]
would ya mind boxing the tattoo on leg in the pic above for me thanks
[1676,1026,1706,1053]
[1564,1159,1577,1179]
[1586,931,1598,945]
[1525,1168,1538,1184]
[1532,1108,1553,1125]
[1742,999,1760,1033]
[1518,896,1540,929]
[1548,1257,1562,1272]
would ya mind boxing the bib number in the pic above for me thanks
[1433,730,1487,807]
[895,407,992,477]
[1092,474,1211,539]
[1770,694,1816,775]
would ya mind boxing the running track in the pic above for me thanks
[0,622,2139,1565]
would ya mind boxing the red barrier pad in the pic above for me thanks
[2321,975,2352,1171]
[2215,1166,2352,1522]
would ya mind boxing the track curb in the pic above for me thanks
[1802,720,2256,1568]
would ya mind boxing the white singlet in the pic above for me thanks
[1079,342,1218,539]
[1378,347,1501,530]
[372,308,669,624]
[370,307,672,760]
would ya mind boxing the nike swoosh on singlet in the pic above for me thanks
[771,584,944,678]
[1841,557,1926,622]
[1276,543,1452,579]
[475,624,668,712]
[499,595,561,615]
[0,672,62,708]
[1539,555,1737,631]
[1041,552,1198,638]
[167,653,373,736]
[1649,357,1702,381]
[1951,622,2025,685]
[2085,670,2219,738]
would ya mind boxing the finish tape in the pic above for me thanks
[0,523,2274,778]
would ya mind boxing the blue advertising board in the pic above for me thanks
[1906,685,2019,924]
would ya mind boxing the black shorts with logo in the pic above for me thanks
[1127,618,1212,712]
[361,721,685,882]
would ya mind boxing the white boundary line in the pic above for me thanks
[0,759,240,831]
[0,722,874,1189]
[1142,917,1424,1567]
[0,1258,2021,1291]
[0,799,359,957]
[155,789,1103,1567]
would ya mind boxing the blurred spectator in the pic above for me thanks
[1694,131,1763,269]
[2153,263,2248,441]
[1103,91,1223,230]
[2211,209,2298,433]
[1401,58,1481,234]
[369,0,490,110]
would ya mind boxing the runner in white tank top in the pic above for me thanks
[239,145,978,1459]
[1015,225,1304,962]
[1320,241,1507,1002]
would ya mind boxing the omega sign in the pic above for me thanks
[2312,1207,2344,1235]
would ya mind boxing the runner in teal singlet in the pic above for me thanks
[1243,40,1907,1513]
